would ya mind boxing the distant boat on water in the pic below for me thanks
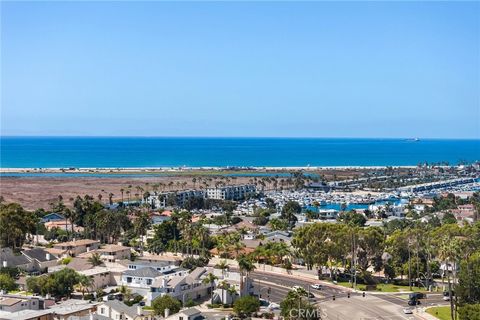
[406,138,420,142]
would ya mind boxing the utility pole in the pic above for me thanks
[408,240,412,291]
[352,231,357,291]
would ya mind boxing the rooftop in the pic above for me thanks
[54,239,99,247]
[123,267,162,278]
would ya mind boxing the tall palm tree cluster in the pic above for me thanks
[292,220,480,320]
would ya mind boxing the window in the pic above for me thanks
[100,307,105,314]
[126,277,132,283]
[146,279,152,285]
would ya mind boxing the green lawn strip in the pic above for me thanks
[426,306,451,320]
[333,281,428,293]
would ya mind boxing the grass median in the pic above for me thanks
[426,306,451,320]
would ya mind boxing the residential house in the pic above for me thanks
[164,307,202,320]
[146,267,210,306]
[96,300,147,320]
[21,248,58,272]
[53,239,100,257]
[0,248,33,271]
[40,213,65,223]
[96,245,131,262]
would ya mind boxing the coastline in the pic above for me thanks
[0,165,420,174]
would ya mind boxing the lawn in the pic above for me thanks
[426,306,451,320]
[333,281,429,293]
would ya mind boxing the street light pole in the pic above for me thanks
[408,241,412,291]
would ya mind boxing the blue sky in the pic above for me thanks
[1,1,479,138]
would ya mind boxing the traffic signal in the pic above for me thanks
[268,287,271,294]
[362,292,365,297]
[333,295,335,301]
[347,292,350,298]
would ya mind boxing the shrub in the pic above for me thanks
[152,295,181,316]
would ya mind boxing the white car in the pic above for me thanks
[403,308,413,314]
[268,302,280,310]
[311,284,323,290]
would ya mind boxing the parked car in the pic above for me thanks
[311,284,323,290]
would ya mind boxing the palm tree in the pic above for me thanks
[119,285,133,302]
[217,280,229,304]
[215,260,229,278]
[237,254,255,297]
[120,189,124,202]
[227,285,238,305]
[87,252,103,267]
[202,273,218,305]
[438,237,460,320]
[233,242,246,258]
[75,275,93,299]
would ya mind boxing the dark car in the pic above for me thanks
[408,299,421,306]
[409,292,426,300]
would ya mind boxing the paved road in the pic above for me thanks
[248,270,449,320]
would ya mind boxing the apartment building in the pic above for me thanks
[205,185,256,201]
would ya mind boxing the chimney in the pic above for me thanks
[86,247,90,252]
[2,261,6,268]
[164,308,170,318]
[137,305,143,316]
[46,253,51,261]
[162,277,167,288]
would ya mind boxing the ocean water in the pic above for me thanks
[0,137,479,168]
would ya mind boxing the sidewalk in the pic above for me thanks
[414,307,441,320]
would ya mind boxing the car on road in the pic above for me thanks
[311,284,323,290]
[443,291,455,301]
[403,308,413,314]
[409,292,426,300]
[268,302,280,310]
[407,299,421,306]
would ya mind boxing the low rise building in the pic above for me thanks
[53,239,100,257]
[96,245,131,262]
[96,300,147,320]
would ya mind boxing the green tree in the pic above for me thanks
[458,304,480,320]
[87,253,103,267]
[0,274,17,291]
[0,203,38,250]
[339,210,366,227]
[268,218,289,231]
[280,290,319,319]
[456,252,480,306]
[202,272,218,304]
[442,212,457,225]
[233,295,260,317]
[281,201,301,228]
[133,211,151,250]
[237,254,256,297]
[151,295,181,316]
[74,275,93,299]
[26,268,82,298]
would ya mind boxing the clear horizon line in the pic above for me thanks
[1,134,480,140]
